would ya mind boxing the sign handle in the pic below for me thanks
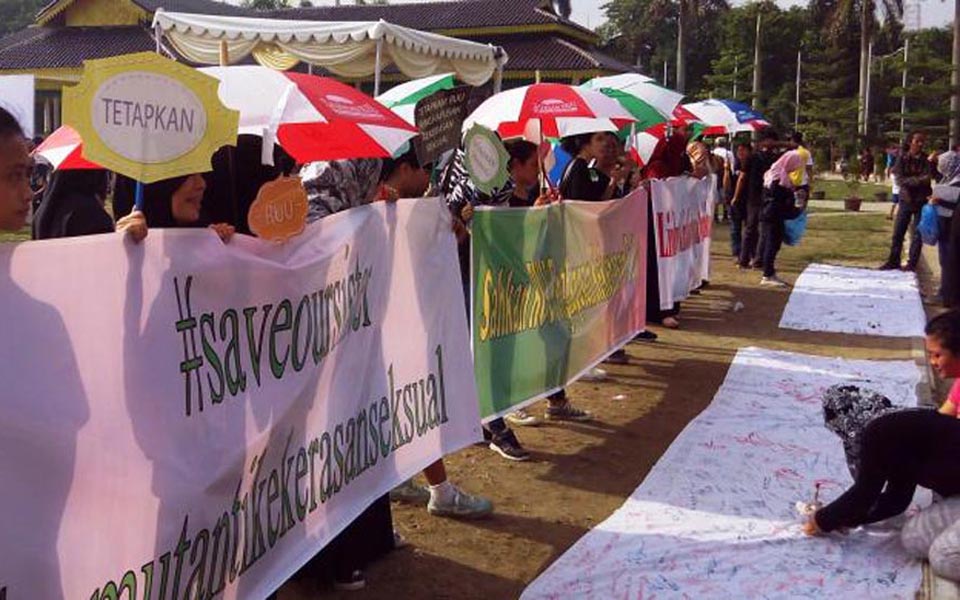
[134,181,144,212]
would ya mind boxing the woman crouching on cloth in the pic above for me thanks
[804,310,960,580]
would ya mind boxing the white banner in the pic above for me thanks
[0,198,480,599]
[0,74,35,138]
[650,176,715,310]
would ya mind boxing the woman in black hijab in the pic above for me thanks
[114,173,235,242]
[32,169,113,240]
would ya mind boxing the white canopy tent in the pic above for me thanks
[152,10,507,95]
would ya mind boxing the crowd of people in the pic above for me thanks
[10,88,960,592]
[0,99,828,592]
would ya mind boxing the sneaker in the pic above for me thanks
[634,330,658,342]
[760,276,788,287]
[580,366,609,381]
[427,484,494,519]
[489,430,530,462]
[902,263,917,272]
[505,409,540,427]
[390,480,430,506]
[878,262,900,271]
[333,569,366,592]
[605,349,630,365]
[545,401,592,422]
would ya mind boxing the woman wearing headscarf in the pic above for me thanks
[757,150,807,288]
[934,148,960,306]
[558,132,625,201]
[31,170,115,240]
[114,173,234,242]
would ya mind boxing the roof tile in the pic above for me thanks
[0,26,155,69]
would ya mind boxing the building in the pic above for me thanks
[0,0,634,136]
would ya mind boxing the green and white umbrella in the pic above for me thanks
[376,72,456,125]
[582,73,684,129]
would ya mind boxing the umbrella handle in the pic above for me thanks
[134,181,144,212]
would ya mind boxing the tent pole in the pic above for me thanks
[374,39,383,96]
[493,47,504,93]
[219,40,229,67]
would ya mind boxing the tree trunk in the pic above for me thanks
[676,0,686,93]
[752,11,762,110]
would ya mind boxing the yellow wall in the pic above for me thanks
[64,0,145,26]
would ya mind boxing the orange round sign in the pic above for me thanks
[248,177,309,243]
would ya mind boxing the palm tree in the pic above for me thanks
[817,1,903,137]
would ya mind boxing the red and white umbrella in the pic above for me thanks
[201,66,419,163]
[32,125,101,170]
[463,83,636,140]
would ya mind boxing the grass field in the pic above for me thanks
[813,178,894,203]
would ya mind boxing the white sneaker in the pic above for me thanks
[579,367,609,382]
[760,276,788,287]
[505,409,540,427]
[427,484,493,519]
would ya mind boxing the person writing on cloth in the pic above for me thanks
[804,311,960,581]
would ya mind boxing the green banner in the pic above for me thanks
[470,191,648,420]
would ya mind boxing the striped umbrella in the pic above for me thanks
[376,73,456,125]
[463,83,636,140]
[681,99,770,135]
[32,126,101,170]
[582,74,684,124]
[201,66,419,163]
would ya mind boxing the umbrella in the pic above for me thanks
[582,74,684,124]
[200,66,419,163]
[462,83,636,140]
[376,73,456,125]
[32,126,101,170]
[681,99,769,135]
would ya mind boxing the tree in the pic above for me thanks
[243,0,288,9]
[0,0,47,38]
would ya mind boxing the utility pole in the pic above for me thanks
[856,0,870,139]
[752,11,762,111]
[951,0,960,147]
[733,55,739,100]
[794,50,801,130]
[864,41,873,139]
[901,36,909,144]
[676,1,686,93]
[663,60,668,87]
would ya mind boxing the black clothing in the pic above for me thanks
[32,170,113,240]
[559,158,609,201]
[816,410,960,532]
[886,201,923,269]
[893,151,934,210]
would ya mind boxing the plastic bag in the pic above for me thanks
[783,212,807,246]
[919,203,940,246]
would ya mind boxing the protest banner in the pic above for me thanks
[650,176,716,310]
[0,198,480,599]
[413,85,471,166]
[470,189,647,420]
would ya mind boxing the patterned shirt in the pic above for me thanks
[300,159,383,223]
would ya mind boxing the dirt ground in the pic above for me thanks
[280,209,920,600]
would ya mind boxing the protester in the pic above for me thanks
[712,137,734,224]
[302,148,494,517]
[32,170,113,239]
[729,142,751,260]
[734,131,780,270]
[0,108,32,233]
[558,132,623,201]
[803,312,960,580]
[860,147,874,182]
[880,132,933,272]
[757,150,807,287]
[439,139,539,459]
[932,148,960,305]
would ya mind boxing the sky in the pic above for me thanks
[288,0,955,32]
